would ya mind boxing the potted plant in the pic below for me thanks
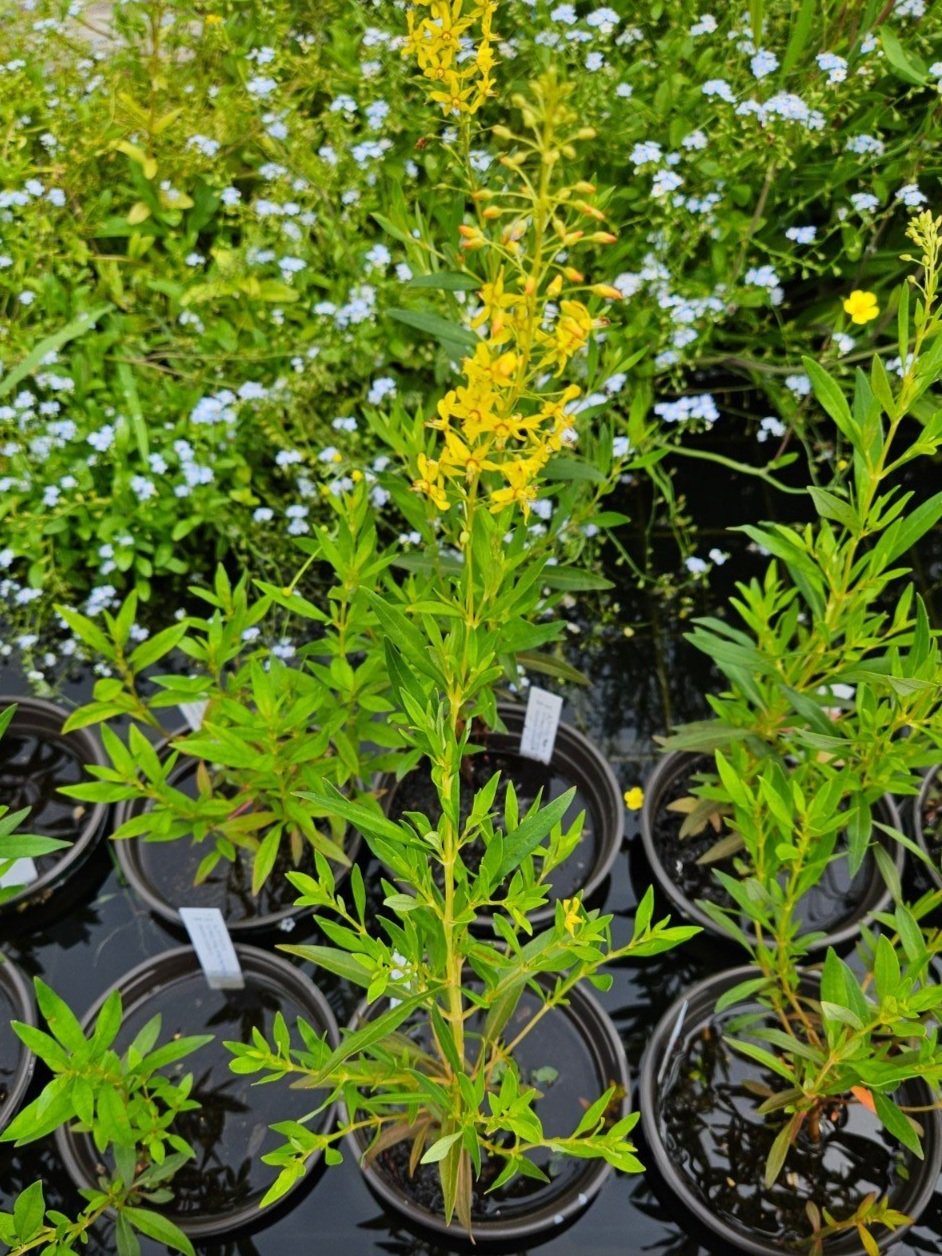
[642,212,942,949]
[0,974,209,1255]
[0,699,107,918]
[227,694,697,1242]
[58,565,399,934]
[0,947,341,1251]
[638,216,942,1254]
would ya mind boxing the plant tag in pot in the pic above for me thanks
[179,906,245,990]
[0,857,38,888]
[519,687,563,764]
[179,700,208,731]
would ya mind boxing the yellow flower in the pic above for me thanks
[412,453,450,511]
[204,12,223,24]
[842,290,879,325]
[441,431,490,479]
[623,786,644,811]
[488,457,541,515]
[561,896,581,935]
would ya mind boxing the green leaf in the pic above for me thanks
[406,272,480,292]
[714,976,772,1013]
[0,305,113,401]
[872,1091,923,1157]
[539,566,613,592]
[12,1181,45,1239]
[420,1131,462,1164]
[123,1207,196,1256]
[801,358,854,442]
[880,28,927,85]
[543,457,605,483]
[387,307,477,354]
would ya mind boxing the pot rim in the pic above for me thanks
[0,953,37,1132]
[913,765,942,891]
[0,695,109,916]
[637,963,942,1256]
[53,943,340,1238]
[342,977,629,1244]
[378,700,624,928]
[111,726,361,934]
[640,748,905,952]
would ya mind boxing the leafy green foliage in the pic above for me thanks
[0,979,209,1256]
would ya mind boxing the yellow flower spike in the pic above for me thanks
[623,787,644,811]
[843,289,880,325]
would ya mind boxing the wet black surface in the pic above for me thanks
[0,415,940,1253]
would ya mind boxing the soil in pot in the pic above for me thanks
[59,948,338,1233]
[656,996,930,1252]
[354,984,628,1234]
[650,753,890,938]
[0,717,90,879]
[387,751,599,906]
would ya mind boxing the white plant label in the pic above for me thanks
[179,700,208,731]
[0,857,38,888]
[179,907,244,990]
[519,686,563,765]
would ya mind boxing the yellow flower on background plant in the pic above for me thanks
[623,786,644,811]
[843,290,880,325]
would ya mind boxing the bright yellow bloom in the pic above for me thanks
[842,289,879,325]
[412,453,450,511]
[623,786,644,811]
[204,13,223,24]
[441,431,490,479]
[488,457,542,515]
[539,300,595,372]
[561,896,581,935]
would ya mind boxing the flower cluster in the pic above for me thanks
[403,0,498,115]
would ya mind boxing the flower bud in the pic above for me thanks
[574,181,596,195]
[562,230,584,245]
[547,274,563,297]
[491,124,513,140]
[576,126,597,139]
[563,266,584,282]
[591,283,623,300]
[590,231,618,244]
[575,200,606,221]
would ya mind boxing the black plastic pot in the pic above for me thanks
[0,954,36,1133]
[638,965,942,1256]
[640,750,905,952]
[345,979,629,1246]
[112,730,361,935]
[0,696,108,916]
[913,765,942,891]
[379,701,624,928]
[55,944,339,1239]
